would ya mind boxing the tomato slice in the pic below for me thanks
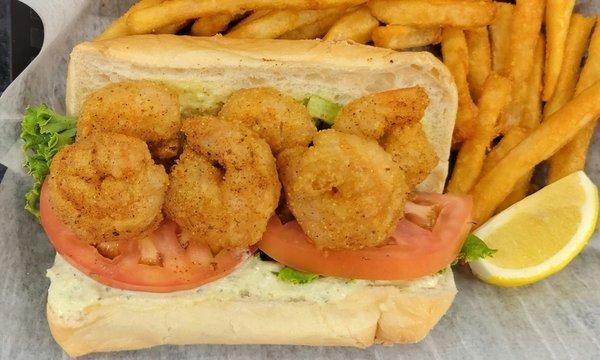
[40,182,252,293]
[258,193,473,280]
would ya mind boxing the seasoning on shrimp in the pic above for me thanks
[164,116,281,251]
[46,132,169,244]
[381,122,439,187]
[278,129,409,250]
[219,87,317,154]
[77,80,182,159]
[333,87,438,187]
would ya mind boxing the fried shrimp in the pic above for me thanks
[332,87,438,187]
[47,132,168,244]
[77,81,182,159]
[381,122,439,187]
[164,116,280,251]
[218,87,317,154]
[278,130,408,250]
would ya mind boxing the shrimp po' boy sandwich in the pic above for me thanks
[23,35,491,356]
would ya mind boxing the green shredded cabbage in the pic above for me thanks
[21,104,77,217]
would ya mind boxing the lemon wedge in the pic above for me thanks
[469,171,599,287]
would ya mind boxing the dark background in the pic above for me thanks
[0,0,43,182]
[0,0,43,94]
[0,0,9,93]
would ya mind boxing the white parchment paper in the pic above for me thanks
[0,1,599,359]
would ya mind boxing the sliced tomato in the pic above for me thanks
[39,182,251,293]
[258,193,473,280]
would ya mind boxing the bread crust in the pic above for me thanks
[50,36,459,356]
[47,262,456,357]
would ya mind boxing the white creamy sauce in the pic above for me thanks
[47,255,443,326]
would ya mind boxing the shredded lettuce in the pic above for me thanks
[302,95,342,126]
[276,267,319,284]
[453,234,497,265]
[21,104,77,217]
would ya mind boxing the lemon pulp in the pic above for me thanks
[470,171,598,286]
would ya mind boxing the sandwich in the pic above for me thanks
[21,35,490,356]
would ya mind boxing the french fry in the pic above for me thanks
[547,124,596,182]
[226,8,342,39]
[190,14,237,36]
[575,22,600,93]
[543,14,595,118]
[466,27,492,101]
[495,35,545,211]
[447,74,511,195]
[499,0,545,132]
[368,0,496,28]
[372,25,442,50]
[155,20,191,34]
[481,126,528,176]
[520,34,545,131]
[96,0,163,40]
[323,6,378,44]
[237,10,271,26]
[126,0,366,34]
[470,81,600,226]
[489,2,513,75]
[542,0,576,101]
[441,28,478,143]
[496,176,530,212]
[279,12,343,39]
[548,20,600,183]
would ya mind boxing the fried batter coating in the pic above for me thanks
[164,116,281,251]
[381,122,439,187]
[278,130,409,250]
[334,87,429,138]
[219,87,317,154]
[77,81,182,159]
[333,87,438,187]
[47,133,169,244]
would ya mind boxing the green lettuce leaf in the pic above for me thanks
[302,95,342,126]
[276,267,319,284]
[454,234,497,265]
[21,104,77,217]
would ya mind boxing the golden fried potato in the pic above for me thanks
[333,87,437,188]
[279,130,408,250]
[548,20,600,182]
[368,0,496,28]
[219,87,316,154]
[372,25,442,50]
[165,116,280,251]
[125,0,366,34]
[47,133,168,244]
[78,81,182,159]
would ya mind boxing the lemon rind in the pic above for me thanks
[469,171,599,287]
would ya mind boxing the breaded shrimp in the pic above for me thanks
[381,122,439,187]
[218,87,317,154]
[278,130,408,250]
[47,132,169,244]
[333,87,438,187]
[77,81,182,159]
[164,116,280,251]
[334,87,429,138]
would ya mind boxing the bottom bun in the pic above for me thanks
[47,255,456,357]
